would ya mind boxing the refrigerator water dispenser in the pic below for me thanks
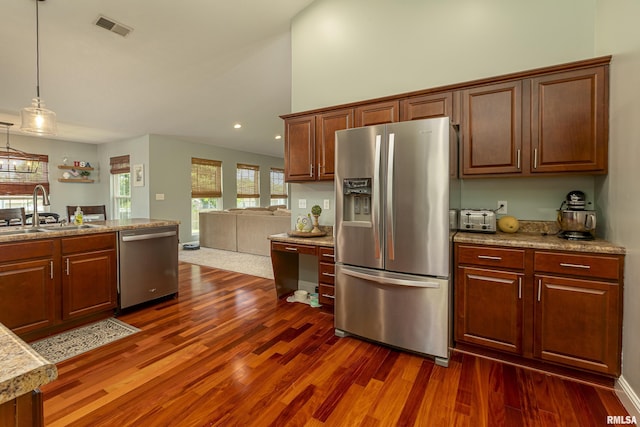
[342,178,372,222]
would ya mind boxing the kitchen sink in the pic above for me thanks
[0,228,46,236]
[41,224,104,231]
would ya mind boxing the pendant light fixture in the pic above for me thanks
[1,121,42,174]
[21,0,57,135]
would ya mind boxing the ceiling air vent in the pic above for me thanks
[95,15,133,37]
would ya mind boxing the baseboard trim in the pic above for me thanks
[616,376,640,418]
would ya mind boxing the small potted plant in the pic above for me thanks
[79,170,91,179]
[311,205,322,233]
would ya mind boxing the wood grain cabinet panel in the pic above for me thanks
[316,109,353,181]
[455,266,523,354]
[530,66,608,174]
[460,81,523,176]
[284,115,316,182]
[355,100,399,127]
[534,274,620,375]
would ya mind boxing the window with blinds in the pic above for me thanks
[0,152,49,195]
[192,158,222,198]
[236,163,259,199]
[270,168,287,199]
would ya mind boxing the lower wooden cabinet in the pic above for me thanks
[61,233,117,320]
[455,266,523,354]
[454,243,623,377]
[0,389,44,427]
[0,233,118,340]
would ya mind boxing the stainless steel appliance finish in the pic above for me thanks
[335,117,452,366]
[118,225,179,309]
[458,209,497,233]
[557,191,596,240]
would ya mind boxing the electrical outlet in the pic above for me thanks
[497,200,508,214]
[298,199,307,209]
[323,199,330,210]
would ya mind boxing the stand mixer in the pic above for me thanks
[557,190,596,240]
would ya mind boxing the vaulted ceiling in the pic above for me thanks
[0,0,315,157]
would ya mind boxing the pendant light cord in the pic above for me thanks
[35,0,41,100]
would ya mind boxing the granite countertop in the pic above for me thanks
[269,229,334,248]
[454,220,625,255]
[0,323,57,405]
[0,218,180,243]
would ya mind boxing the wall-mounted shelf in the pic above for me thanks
[58,165,94,171]
[58,178,95,183]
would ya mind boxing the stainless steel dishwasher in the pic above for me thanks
[118,225,179,309]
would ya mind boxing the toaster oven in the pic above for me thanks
[458,209,497,233]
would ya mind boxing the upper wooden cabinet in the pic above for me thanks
[316,109,354,181]
[284,110,353,182]
[355,100,399,127]
[460,81,522,176]
[284,115,316,182]
[282,56,610,181]
[529,66,608,174]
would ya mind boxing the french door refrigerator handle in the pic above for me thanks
[373,134,382,259]
[341,266,441,289]
[386,132,395,260]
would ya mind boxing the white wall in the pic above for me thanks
[290,0,600,223]
[595,0,640,414]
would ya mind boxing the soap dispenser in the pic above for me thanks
[74,206,84,225]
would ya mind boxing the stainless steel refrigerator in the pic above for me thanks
[334,117,453,366]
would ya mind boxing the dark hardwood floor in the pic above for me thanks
[40,262,630,426]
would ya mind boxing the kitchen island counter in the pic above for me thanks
[0,218,179,243]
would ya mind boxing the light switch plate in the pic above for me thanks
[323,199,330,210]
[298,199,307,209]
[155,193,165,201]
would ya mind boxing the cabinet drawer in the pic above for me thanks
[61,233,116,254]
[534,251,621,281]
[319,284,335,306]
[0,239,55,263]
[457,245,525,270]
[319,262,335,285]
[318,246,335,263]
[271,242,317,256]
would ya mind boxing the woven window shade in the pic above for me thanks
[0,152,49,195]
[192,158,222,198]
[237,163,260,198]
[110,155,130,174]
[270,168,287,199]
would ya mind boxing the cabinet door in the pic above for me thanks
[316,109,353,181]
[530,66,607,174]
[534,274,620,375]
[62,249,117,320]
[355,100,399,127]
[0,259,55,335]
[401,92,458,177]
[461,81,522,176]
[455,266,523,354]
[284,115,316,181]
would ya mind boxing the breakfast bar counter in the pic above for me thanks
[0,322,57,425]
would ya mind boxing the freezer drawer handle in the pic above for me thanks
[121,230,177,242]
[342,267,441,288]
[321,293,335,299]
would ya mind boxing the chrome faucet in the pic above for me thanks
[32,184,50,228]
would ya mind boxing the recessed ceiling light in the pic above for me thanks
[275,135,282,140]
[233,123,242,129]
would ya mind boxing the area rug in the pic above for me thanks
[179,245,274,279]
[30,318,140,364]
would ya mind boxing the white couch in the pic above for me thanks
[199,208,290,256]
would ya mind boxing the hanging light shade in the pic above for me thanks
[21,0,57,135]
